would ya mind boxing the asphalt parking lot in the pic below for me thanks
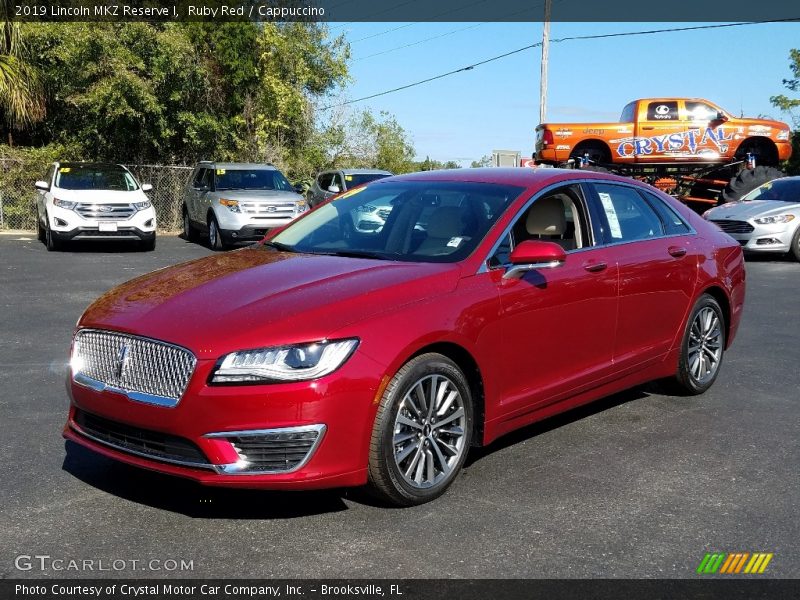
[1,233,798,579]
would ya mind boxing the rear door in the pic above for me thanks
[188,167,211,223]
[585,181,698,369]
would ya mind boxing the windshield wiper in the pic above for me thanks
[327,249,398,260]
[262,241,296,253]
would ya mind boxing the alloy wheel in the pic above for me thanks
[687,306,723,385]
[392,374,467,489]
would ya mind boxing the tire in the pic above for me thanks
[208,214,226,250]
[790,227,800,263]
[45,218,62,252]
[140,237,156,252]
[182,206,198,242]
[367,353,473,506]
[721,166,785,203]
[735,139,779,167]
[37,214,46,243]
[672,294,726,395]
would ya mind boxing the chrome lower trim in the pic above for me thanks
[73,372,180,408]
[70,420,216,471]
[205,424,327,475]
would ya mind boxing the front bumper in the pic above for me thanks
[53,227,156,242]
[215,208,306,241]
[724,224,796,253]
[64,350,384,489]
[49,204,156,242]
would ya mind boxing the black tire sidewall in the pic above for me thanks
[676,295,726,395]
[208,215,222,250]
[790,227,800,262]
[373,354,473,505]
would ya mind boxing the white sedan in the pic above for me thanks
[704,177,800,261]
[35,163,157,251]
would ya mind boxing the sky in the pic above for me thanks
[324,20,800,165]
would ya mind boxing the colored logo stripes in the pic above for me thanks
[697,552,773,574]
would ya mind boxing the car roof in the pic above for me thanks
[198,161,277,170]
[385,167,634,188]
[56,162,128,170]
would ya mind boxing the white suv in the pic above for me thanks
[35,162,157,251]
[182,162,307,250]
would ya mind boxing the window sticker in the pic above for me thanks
[345,175,353,182]
[447,237,463,248]
[598,192,623,239]
[59,167,71,173]
[216,169,226,175]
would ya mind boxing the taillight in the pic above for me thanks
[542,129,554,146]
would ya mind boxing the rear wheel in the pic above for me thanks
[721,166,785,203]
[569,142,610,167]
[368,353,473,506]
[182,206,198,242]
[672,294,725,395]
[37,214,46,243]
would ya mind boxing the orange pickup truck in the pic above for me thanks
[535,98,791,169]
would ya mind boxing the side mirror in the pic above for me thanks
[327,184,340,194]
[293,184,305,194]
[503,240,566,280]
[141,183,153,192]
[715,111,728,122]
[35,180,50,191]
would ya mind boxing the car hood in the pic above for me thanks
[78,248,461,359]
[213,189,303,202]
[706,200,800,220]
[52,188,147,203]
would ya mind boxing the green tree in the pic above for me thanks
[771,49,800,175]
[470,154,492,168]
[0,18,45,138]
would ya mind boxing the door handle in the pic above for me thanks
[641,126,655,130]
[583,261,607,273]
[668,246,687,258]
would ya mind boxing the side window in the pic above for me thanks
[489,184,592,267]
[331,173,344,191]
[592,183,665,243]
[685,101,718,122]
[646,101,679,121]
[640,190,691,235]
[318,173,334,191]
[192,168,208,189]
[619,102,636,123]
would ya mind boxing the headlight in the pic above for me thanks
[754,214,795,225]
[297,200,307,212]
[133,200,151,210]
[219,198,240,213]
[211,338,359,384]
[53,198,76,210]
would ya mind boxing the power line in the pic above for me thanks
[322,18,800,111]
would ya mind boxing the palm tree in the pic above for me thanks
[0,13,45,140]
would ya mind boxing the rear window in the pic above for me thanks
[646,101,679,121]
[55,165,138,191]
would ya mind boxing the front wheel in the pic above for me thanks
[790,227,800,263]
[208,214,226,251]
[368,353,473,506]
[45,218,62,252]
[672,294,726,395]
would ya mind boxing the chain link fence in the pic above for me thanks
[0,159,193,232]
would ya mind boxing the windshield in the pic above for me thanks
[740,179,800,203]
[215,168,294,191]
[268,180,524,263]
[345,173,391,187]
[55,165,139,191]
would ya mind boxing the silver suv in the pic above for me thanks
[308,169,392,207]
[182,162,307,249]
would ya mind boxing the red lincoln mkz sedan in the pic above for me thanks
[64,168,745,505]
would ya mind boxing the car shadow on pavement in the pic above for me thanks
[464,384,660,468]
[51,240,151,253]
[62,441,350,518]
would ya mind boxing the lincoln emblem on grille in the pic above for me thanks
[114,344,130,380]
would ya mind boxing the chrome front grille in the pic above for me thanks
[75,203,136,221]
[377,208,391,220]
[239,202,297,217]
[72,329,196,407]
[710,220,754,234]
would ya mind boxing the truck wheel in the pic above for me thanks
[569,142,610,166]
[721,166,785,203]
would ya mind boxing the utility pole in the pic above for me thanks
[539,0,552,125]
